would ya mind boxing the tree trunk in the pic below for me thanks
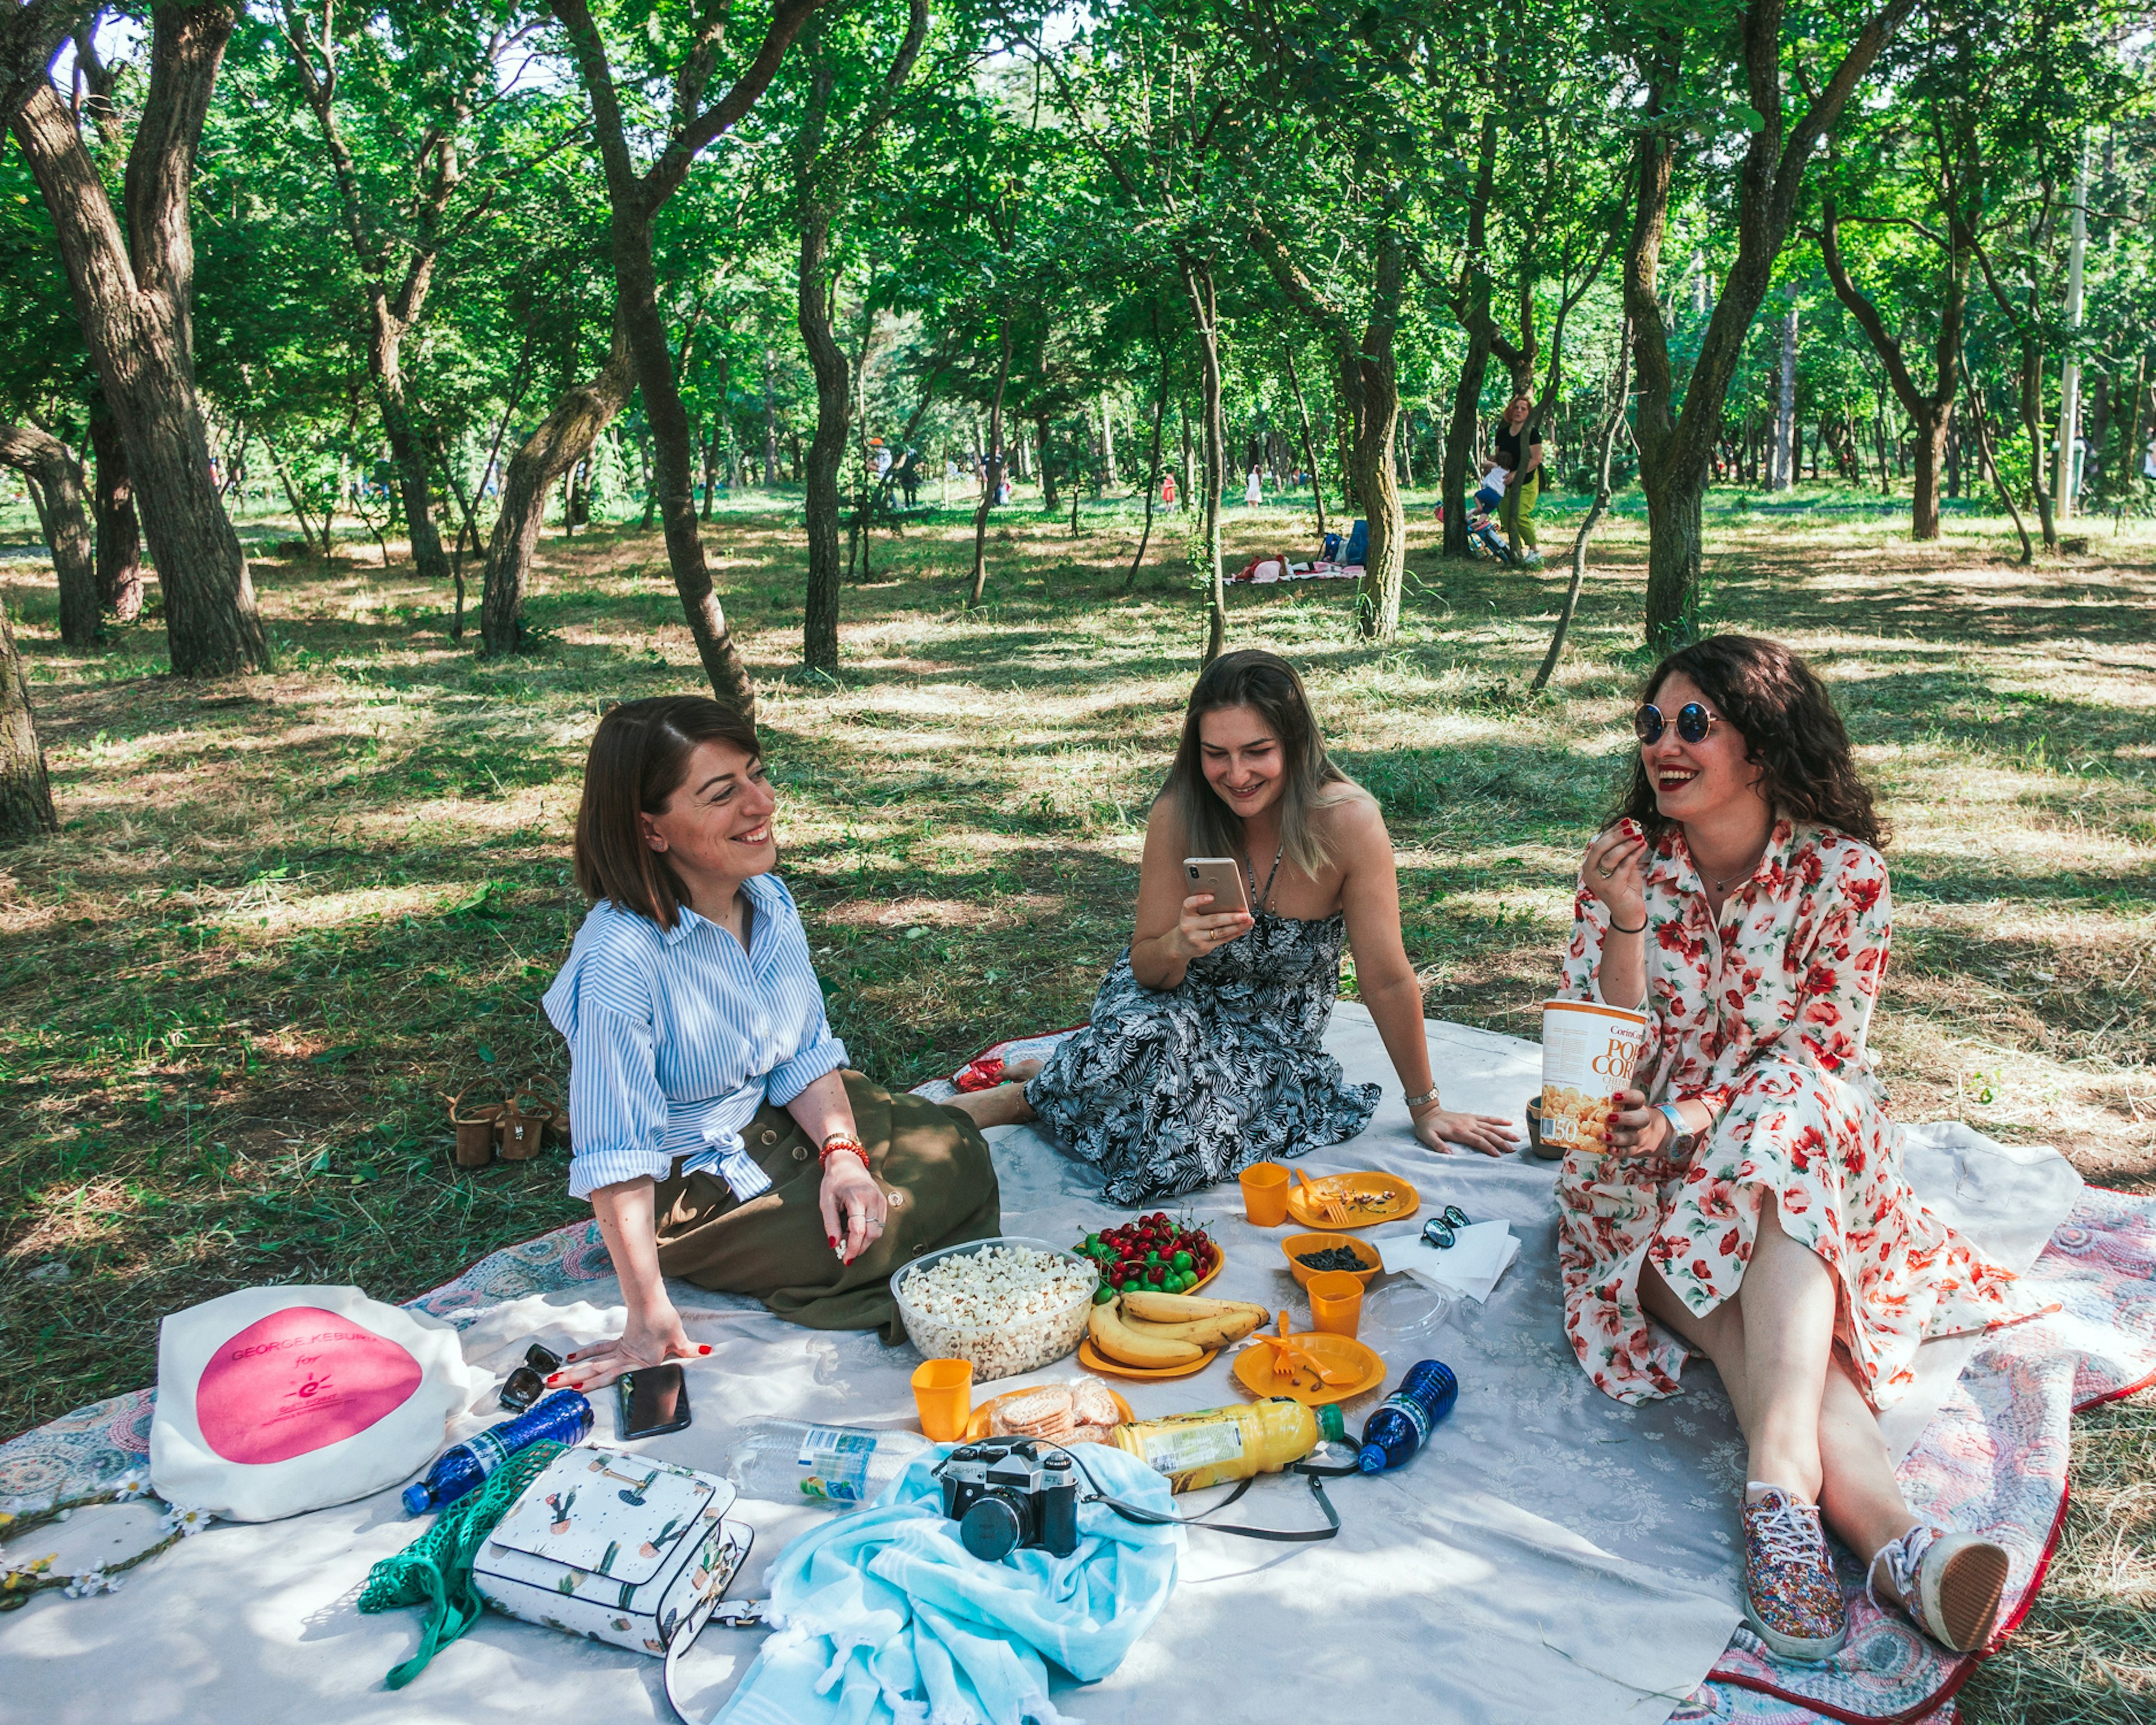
[11,28,266,677]
[1180,256,1227,664]
[1038,416,1058,512]
[1535,320,1633,691]
[1126,343,1169,591]
[2016,335,2057,550]
[967,320,1011,606]
[1283,342,1325,539]
[798,197,848,676]
[479,318,636,653]
[1100,392,1116,487]
[1,420,99,646]
[88,401,141,619]
[556,21,759,714]
[1442,113,1500,557]
[369,307,451,584]
[1624,0,1913,648]
[0,595,56,843]
[1773,292,1798,490]
[1910,401,1948,540]
[762,346,779,486]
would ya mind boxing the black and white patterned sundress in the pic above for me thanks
[1024,906,1381,1206]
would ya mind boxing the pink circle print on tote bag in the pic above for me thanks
[195,1305,424,1464]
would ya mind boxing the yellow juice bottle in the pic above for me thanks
[1111,1399,1346,1493]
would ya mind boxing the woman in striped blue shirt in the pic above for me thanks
[541,697,1001,1390]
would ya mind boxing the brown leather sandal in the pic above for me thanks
[447,1083,506,1169]
[499,1076,562,1162]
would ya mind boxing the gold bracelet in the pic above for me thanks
[1405,1085,1441,1111]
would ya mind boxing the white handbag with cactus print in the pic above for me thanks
[473,1444,754,1713]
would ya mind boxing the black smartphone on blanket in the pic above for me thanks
[617,1363,693,1439]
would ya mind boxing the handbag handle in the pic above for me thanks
[660,1525,757,1724]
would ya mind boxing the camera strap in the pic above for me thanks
[1085,1453,1353,1544]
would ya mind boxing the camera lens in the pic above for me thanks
[958,1492,1025,1562]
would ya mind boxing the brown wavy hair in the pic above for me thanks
[1615,636,1886,848]
[1162,649,1351,878]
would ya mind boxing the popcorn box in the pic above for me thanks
[1538,999,1649,1155]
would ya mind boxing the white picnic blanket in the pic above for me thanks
[2,1007,2080,1725]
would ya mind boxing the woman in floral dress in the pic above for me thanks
[1557,636,2045,1667]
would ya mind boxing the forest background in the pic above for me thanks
[2,0,2154,1717]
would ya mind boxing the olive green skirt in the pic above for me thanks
[651,1071,1002,1343]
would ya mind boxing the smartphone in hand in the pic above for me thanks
[1182,857,1253,919]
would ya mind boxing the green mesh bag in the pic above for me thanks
[358,1440,567,1689]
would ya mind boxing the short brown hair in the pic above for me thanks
[572,696,761,928]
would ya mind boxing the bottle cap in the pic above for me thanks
[1317,1404,1346,1444]
[400,1482,431,1517]
[1356,1443,1386,1475]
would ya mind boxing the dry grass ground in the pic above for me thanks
[1,481,2150,1719]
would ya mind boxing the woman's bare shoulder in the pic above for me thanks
[1314,783,1390,855]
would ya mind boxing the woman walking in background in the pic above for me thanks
[1494,392,1546,565]
[1555,636,2044,1664]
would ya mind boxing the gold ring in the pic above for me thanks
[1597,864,1615,879]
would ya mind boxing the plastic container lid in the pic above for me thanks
[1317,1404,1347,1444]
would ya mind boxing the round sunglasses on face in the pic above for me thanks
[1634,702,1719,746]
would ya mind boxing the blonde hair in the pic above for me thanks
[1162,650,1350,879]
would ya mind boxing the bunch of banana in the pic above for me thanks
[1086,1290,1271,1367]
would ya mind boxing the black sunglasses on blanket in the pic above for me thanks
[1633,702,1721,746]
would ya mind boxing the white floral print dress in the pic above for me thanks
[1555,818,2045,1409]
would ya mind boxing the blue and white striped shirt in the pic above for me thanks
[541,874,849,1201]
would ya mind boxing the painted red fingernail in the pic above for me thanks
[546,1373,561,1384]
[698,1344,712,1355]
[828,1234,838,1248]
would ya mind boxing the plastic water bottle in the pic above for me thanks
[726,1420,930,1509]
[1355,1359,1458,1475]
[401,1389,594,1515]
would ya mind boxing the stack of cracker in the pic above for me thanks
[986,1377,1122,1445]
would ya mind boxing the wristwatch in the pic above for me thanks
[1656,1103,1694,1155]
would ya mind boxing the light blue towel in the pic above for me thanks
[712,1444,1183,1725]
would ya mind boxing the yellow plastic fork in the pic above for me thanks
[1258,1311,1360,1388]
[1296,1168,1347,1226]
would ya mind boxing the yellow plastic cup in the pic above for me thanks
[911,1358,974,1441]
[1307,1270,1364,1339]
[1240,1161,1291,1227]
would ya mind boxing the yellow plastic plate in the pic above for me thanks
[1230,1331,1386,1406]
[1284,1172,1419,1231]
[1076,1337,1219,1381]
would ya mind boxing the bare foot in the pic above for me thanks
[947,1058,1042,1129]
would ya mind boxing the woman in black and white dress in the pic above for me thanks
[963,649,1518,1202]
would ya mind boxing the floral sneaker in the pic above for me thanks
[1741,1484,1848,1663]
[1868,1524,2010,1654]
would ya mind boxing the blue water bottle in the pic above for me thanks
[1355,1360,1458,1475]
[401,1388,594,1515]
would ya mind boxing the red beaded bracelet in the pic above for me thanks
[819,1134,870,1172]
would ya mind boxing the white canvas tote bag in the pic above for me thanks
[150,1285,482,1522]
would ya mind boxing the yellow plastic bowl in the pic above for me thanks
[1280,1231,1381,1289]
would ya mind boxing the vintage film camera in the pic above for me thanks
[937,1438,1080,1561]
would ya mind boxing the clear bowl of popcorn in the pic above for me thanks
[889,1236,1099,1382]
